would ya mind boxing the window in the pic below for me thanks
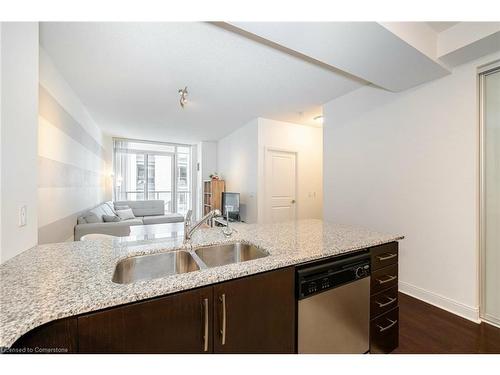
[113,139,192,215]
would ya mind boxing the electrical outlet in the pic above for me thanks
[19,205,27,227]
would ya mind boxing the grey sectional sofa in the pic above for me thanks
[74,200,184,240]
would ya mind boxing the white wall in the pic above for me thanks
[257,118,323,223]
[217,117,323,224]
[38,48,110,243]
[323,52,500,322]
[1,23,39,263]
[217,119,259,223]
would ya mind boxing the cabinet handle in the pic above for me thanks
[377,318,398,333]
[202,298,209,352]
[375,296,397,308]
[219,294,227,345]
[376,275,397,284]
[377,253,397,261]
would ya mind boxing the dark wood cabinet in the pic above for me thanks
[11,317,78,353]
[370,242,398,271]
[370,307,399,354]
[370,286,398,318]
[77,268,294,353]
[371,263,398,294]
[369,242,399,353]
[78,286,213,353]
[213,267,295,353]
[12,267,295,354]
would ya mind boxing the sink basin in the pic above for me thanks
[194,242,268,268]
[112,250,199,284]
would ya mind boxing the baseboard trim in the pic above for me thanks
[482,314,500,328]
[399,281,480,323]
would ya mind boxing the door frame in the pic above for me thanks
[263,147,298,223]
[478,61,500,327]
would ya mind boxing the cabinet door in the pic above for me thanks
[11,317,78,353]
[370,307,399,354]
[213,267,295,353]
[78,286,213,353]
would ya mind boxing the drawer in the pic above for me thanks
[370,286,398,318]
[371,263,398,294]
[370,307,399,354]
[370,242,398,271]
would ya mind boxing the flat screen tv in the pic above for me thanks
[221,192,240,221]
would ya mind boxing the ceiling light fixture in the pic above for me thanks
[178,86,188,108]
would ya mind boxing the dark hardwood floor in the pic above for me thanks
[394,292,500,354]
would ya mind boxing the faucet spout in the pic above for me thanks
[184,209,222,243]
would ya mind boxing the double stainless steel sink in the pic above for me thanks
[112,242,268,284]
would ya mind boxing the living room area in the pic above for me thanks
[1,22,324,258]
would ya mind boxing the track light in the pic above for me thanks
[178,86,188,108]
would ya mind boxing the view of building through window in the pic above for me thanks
[113,139,191,214]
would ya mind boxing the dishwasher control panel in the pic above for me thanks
[296,251,370,299]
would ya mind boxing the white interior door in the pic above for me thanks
[265,149,297,223]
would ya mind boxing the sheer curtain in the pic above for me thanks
[113,139,135,201]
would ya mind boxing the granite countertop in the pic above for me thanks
[0,219,403,348]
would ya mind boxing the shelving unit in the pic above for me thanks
[203,179,225,215]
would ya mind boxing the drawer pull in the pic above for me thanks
[202,298,209,352]
[377,253,397,261]
[375,296,397,308]
[219,294,227,345]
[377,275,397,284]
[377,318,398,333]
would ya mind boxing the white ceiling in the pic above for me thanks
[427,22,459,33]
[229,22,450,92]
[40,22,365,143]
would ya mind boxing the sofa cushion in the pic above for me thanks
[114,200,164,217]
[89,206,106,222]
[142,214,184,225]
[102,201,117,216]
[83,212,100,224]
[116,208,136,220]
[103,214,121,222]
[121,218,144,226]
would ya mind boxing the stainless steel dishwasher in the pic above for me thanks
[297,251,370,354]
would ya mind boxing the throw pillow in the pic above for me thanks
[115,205,130,211]
[103,215,121,223]
[115,208,136,220]
[83,212,100,224]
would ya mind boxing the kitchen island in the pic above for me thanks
[0,219,403,352]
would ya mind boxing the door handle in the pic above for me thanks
[375,296,397,308]
[376,253,397,261]
[219,294,226,345]
[202,298,209,352]
[377,318,398,333]
[291,200,296,204]
[376,275,397,284]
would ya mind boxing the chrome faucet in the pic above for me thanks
[184,209,222,243]
[222,205,233,237]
